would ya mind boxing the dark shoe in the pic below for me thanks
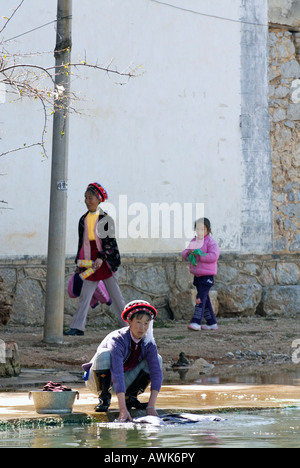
[94,370,112,412]
[63,328,84,336]
[126,395,148,410]
[125,370,150,410]
[95,394,111,412]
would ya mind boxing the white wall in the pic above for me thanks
[1,0,246,257]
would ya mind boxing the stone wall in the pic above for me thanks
[0,254,299,329]
[0,341,20,377]
[0,276,12,325]
[269,28,300,252]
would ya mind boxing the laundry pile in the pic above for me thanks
[42,381,72,392]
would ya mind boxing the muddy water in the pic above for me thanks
[0,372,299,448]
[156,382,300,412]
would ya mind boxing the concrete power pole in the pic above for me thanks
[44,0,72,344]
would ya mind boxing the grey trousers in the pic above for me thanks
[70,275,125,331]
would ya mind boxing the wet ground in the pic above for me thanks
[0,377,300,448]
[0,369,299,423]
[1,317,299,447]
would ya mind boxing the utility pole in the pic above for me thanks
[44,0,72,344]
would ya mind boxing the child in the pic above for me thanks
[64,182,125,336]
[182,217,220,331]
[83,300,163,422]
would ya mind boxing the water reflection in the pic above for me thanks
[1,408,300,448]
[1,370,300,448]
[167,368,300,387]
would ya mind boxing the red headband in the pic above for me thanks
[121,301,157,323]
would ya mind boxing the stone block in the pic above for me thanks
[0,276,12,325]
[12,277,45,326]
[168,288,195,321]
[276,262,300,285]
[0,341,21,377]
[127,264,169,296]
[262,285,300,316]
[287,103,300,121]
[217,284,262,316]
[168,288,218,322]
[280,60,300,78]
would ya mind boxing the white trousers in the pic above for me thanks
[86,348,162,396]
[70,275,125,331]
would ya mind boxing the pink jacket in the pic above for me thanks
[182,235,220,276]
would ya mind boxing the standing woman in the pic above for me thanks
[64,182,125,336]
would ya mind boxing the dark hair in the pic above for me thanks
[194,217,212,234]
[85,188,100,201]
[128,311,152,322]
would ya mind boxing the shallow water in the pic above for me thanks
[0,408,300,448]
[1,371,299,449]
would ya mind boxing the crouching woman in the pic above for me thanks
[83,300,163,422]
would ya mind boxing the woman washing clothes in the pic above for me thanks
[64,182,125,336]
[83,300,163,422]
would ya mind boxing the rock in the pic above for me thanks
[0,341,21,377]
[168,288,195,321]
[168,288,218,321]
[172,352,190,368]
[276,262,300,285]
[191,358,215,374]
[217,284,262,316]
[246,350,257,360]
[12,276,45,326]
[262,286,300,316]
[0,276,12,325]
[280,60,300,78]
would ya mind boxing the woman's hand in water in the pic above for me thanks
[117,407,133,423]
[146,407,159,417]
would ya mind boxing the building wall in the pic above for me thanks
[269,29,300,252]
[4,1,297,326]
[0,0,270,259]
[240,0,273,253]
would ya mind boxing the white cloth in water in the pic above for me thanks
[113,413,225,426]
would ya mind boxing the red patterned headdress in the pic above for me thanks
[86,182,108,202]
[121,300,157,323]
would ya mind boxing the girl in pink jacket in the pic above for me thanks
[182,218,220,331]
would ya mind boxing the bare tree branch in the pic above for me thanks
[0,0,25,34]
[0,0,142,204]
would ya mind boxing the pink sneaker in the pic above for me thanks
[188,323,201,331]
[201,324,218,330]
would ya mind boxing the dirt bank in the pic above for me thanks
[1,316,299,384]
